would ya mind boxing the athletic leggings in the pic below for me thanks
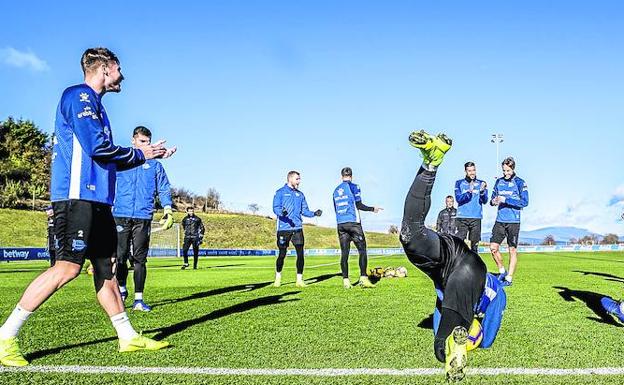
[401,166,485,362]
[338,222,368,278]
[276,245,305,274]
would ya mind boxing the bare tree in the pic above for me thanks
[206,188,221,210]
[542,235,556,246]
[248,203,260,215]
[388,225,399,235]
[601,233,620,245]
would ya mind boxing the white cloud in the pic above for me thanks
[521,194,624,235]
[0,47,49,72]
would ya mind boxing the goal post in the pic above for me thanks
[149,221,181,258]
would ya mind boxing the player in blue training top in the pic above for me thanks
[600,212,624,323]
[113,126,174,312]
[489,157,529,286]
[400,130,506,382]
[454,162,488,253]
[272,171,322,288]
[333,167,382,289]
[0,48,176,367]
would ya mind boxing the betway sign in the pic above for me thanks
[1,248,49,261]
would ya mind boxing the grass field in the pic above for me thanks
[2,251,624,384]
[0,208,400,248]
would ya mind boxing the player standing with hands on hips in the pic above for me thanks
[272,171,322,288]
[489,157,529,286]
[0,47,176,367]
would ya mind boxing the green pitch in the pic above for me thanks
[1,252,624,384]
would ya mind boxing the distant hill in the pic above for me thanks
[0,208,400,249]
[482,226,606,245]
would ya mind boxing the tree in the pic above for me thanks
[206,188,221,210]
[0,117,51,208]
[569,237,577,244]
[248,203,260,215]
[601,233,620,245]
[388,225,399,235]
[542,235,556,246]
[579,235,599,245]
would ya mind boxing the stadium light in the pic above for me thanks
[491,133,504,178]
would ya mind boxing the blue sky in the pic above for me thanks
[1,1,623,234]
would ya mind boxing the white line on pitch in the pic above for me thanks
[2,366,624,376]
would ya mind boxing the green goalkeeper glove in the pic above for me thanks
[159,207,174,230]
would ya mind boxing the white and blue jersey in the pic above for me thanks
[272,184,316,231]
[454,178,488,219]
[434,273,506,349]
[113,159,172,220]
[491,174,529,223]
[50,84,144,205]
[333,181,362,224]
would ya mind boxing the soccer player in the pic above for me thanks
[436,195,457,235]
[45,206,56,267]
[332,167,382,289]
[489,157,529,286]
[113,126,174,311]
[181,207,205,270]
[454,162,488,253]
[401,130,506,381]
[601,211,624,322]
[272,171,322,288]
[0,48,174,367]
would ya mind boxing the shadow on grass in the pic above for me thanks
[573,270,624,284]
[417,313,434,330]
[149,281,273,309]
[147,291,301,340]
[306,272,341,285]
[553,286,622,327]
[26,292,300,361]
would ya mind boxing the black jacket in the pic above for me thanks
[182,215,205,239]
[436,207,457,235]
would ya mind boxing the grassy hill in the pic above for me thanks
[0,208,400,248]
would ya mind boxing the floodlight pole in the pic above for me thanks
[491,133,504,178]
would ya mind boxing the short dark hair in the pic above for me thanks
[464,161,475,169]
[133,126,152,138]
[287,170,300,178]
[502,157,516,170]
[186,206,194,212]
[80,47,119,74]
[341,167,352,177]
[446,195,454,200]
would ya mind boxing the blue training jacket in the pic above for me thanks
[273,184,316,231]
[50,84,145,205]
[333,181,362,224]
[433,273,506,349]
[454,178,488,219]
[490,174,529,223]
[113,159,173,220]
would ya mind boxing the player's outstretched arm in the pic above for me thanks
[301,195,317,218]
